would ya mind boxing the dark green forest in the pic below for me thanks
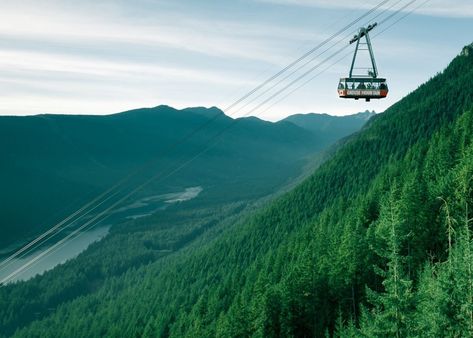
[1,44,473,337]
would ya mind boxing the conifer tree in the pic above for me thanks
[361,186,413,337]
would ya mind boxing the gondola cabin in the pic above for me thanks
[338,78,388,102]
[338,22,389,102]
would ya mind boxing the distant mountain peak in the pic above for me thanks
[284,111,375,124]
[356,110,376,120]
[281,111,374,144]
[181,106,226,118]
[112,105,227,121]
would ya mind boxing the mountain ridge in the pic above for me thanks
[4,45,472,337]
[0,105,369,249]
[2,42,470,338]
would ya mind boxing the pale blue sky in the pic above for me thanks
[1,0,472,120]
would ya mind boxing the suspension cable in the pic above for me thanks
[227,0,406,118]
[0,0,427,285]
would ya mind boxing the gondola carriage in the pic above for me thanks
[338,23,388,102]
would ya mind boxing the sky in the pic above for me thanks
[0,0,472,121]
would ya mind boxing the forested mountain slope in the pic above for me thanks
[1,43,473,337]
[0,106,365,249]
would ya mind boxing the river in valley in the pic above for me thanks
[0,186,203,284]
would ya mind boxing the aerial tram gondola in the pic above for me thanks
[338,23,388,102]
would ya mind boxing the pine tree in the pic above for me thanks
[451,164,473,336]
[412,263,448,337]
[333,310,359,338]
[361,186,413,337]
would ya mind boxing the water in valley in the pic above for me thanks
[0,186,203,284]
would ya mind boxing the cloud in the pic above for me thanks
[0,0,298,115]
[0,50,256,86]
[0,0,471,118]
[0,1,323,66]
[256,0,473,18]
[0,48,263,116]
[0,0,338,116]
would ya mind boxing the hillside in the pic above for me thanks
[0,107,367,250]
[283,110,375,141]
[2,44,473,338]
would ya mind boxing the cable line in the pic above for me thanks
[259,0,425,114]
[222,0,391,114]
[228,0,405,118]
[0,0,396,274]
[0,0,426,285]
